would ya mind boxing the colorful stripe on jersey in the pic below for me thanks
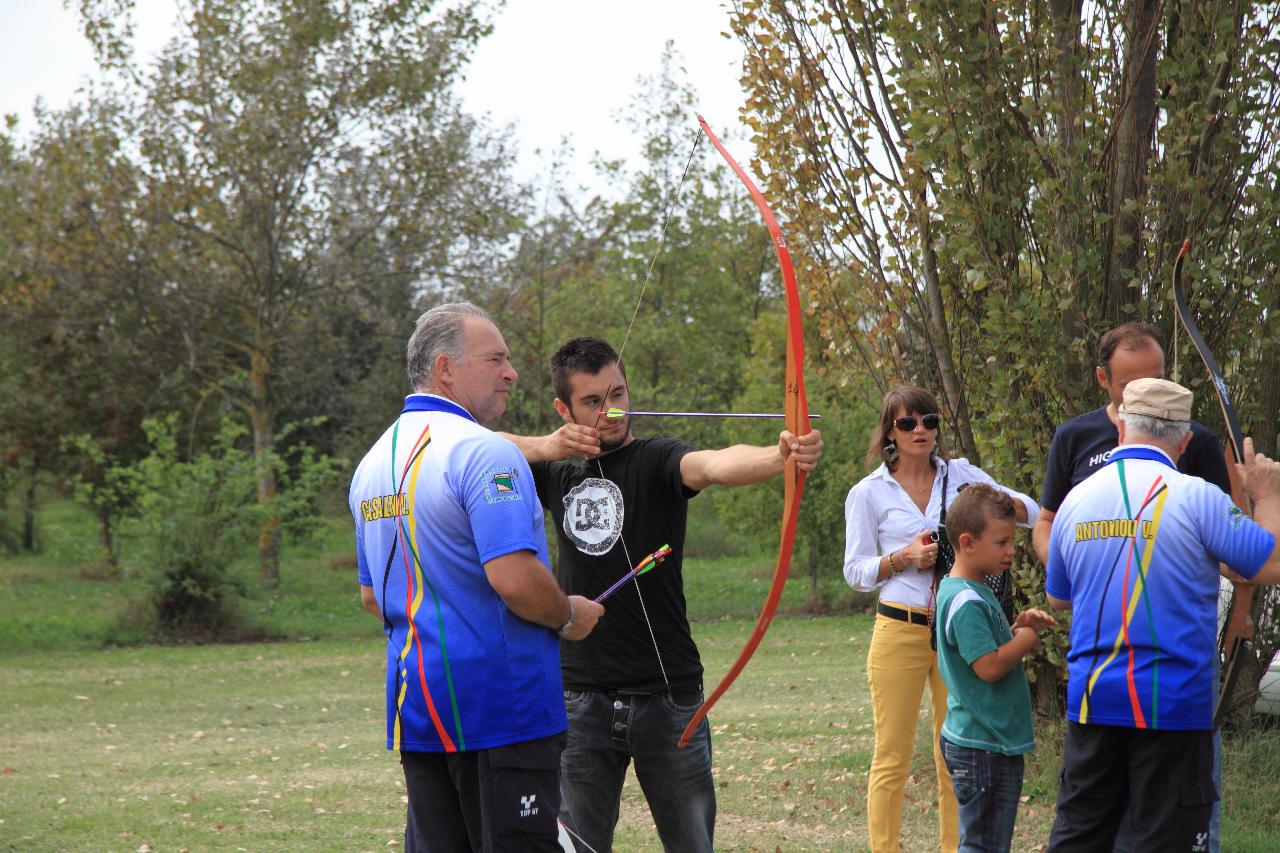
[1079,454,1170,727]
[388,415,465,752]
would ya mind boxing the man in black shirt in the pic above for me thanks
[503,336,823,853]
[1033,324,1230,539]
[1032,322,1250,853]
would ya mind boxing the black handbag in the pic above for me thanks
[929,469,952,650]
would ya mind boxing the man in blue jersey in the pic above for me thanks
[502,336,824,853]
[1031,322,1252,852]
[350,303,604,852]
[1044,378,1280,852]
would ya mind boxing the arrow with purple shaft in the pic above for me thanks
[594,544,673,603]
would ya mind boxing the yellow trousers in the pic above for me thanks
[866,608,959,853]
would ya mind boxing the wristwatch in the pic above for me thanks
[556,601,576,639]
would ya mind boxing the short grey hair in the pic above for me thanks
[1120,411,1191,446]
[406,302,492,392]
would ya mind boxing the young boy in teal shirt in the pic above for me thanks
[936,485,1057,853]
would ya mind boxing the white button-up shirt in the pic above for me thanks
[843,457,1038,609]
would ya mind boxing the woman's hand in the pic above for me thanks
[899,530,939,570]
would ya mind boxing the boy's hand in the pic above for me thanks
[1013,625,1044,652]
[1013,609,1058,632]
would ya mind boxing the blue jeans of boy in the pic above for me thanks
[559,689,715,853]
[941,736,1025,853]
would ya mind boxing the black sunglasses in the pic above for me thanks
[894,413,941,432]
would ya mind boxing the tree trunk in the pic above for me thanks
[21,455,39,552]
[250,348,280,585]
[1048,0,1088,355]
[1104,0,1160,323]
[914,188,980,465]
[98,504,118,569]
[1254,331,1279,457]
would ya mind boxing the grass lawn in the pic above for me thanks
[3,501,1279,851]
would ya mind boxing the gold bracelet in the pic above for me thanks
[888,550,901,575]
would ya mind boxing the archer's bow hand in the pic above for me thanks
[779,429,823,473]
[1224,600,1255,651]
[545,423,602,460]
[1241,437,1280,506]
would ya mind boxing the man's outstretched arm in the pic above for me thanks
[679,429,823,491]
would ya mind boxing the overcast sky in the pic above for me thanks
[0,1,748,189]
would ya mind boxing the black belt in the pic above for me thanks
[603,688,703,706]
[877,602,930,626]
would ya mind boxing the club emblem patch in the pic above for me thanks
[1224,504,1246,531]
[563,478,623,555]
[482,467,523,504]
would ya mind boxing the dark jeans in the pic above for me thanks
[940,736,1024,853]
[559,689,715,853]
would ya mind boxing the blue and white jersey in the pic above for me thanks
[350,394,564,752]
[1046,445,1274,730]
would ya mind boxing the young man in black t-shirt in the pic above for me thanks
[1032,322,1248,853]
[502,336,823,853]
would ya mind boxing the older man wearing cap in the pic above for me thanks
[1043,378,1280,852]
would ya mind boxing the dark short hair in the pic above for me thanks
[945,484,1016,547]
[550,337,625,404]
[863,385,950,472]
[1097,323,1164,378]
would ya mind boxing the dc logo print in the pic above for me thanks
[519,793,538,817]
[562,478,623,555]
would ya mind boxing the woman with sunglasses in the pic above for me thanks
[843,386,1037,853]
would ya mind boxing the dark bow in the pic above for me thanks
[1172,238,1254,727]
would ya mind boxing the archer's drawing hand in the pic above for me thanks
[546,423,601,460]
[779,428,823,472]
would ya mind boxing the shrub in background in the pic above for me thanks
[98,415,342,642]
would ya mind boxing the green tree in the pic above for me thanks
[731,0,1280,714]
[0,99,180,558]
[54,0,519,582]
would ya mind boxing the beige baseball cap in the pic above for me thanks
[1120,377,1193,421]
